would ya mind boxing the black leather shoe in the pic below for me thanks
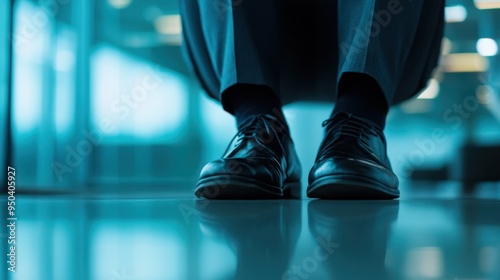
[195,114,301,199]
[307,113,399,199]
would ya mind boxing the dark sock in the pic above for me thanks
[333,73,389,129]
[223,84,288,130]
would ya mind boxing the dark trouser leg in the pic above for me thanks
[335,0,445,128]
[179,0,284,127]
[308,1,444,199]
[333,73,389,129]
[181,1,301,200]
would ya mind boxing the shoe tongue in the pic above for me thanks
[328,112,382,133]
[238,114,288,135]
[323,112,351,129]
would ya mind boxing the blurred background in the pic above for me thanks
[1,0,500,198]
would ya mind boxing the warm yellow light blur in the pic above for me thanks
[417,79,440,99]
[474,0,500,9]
[441,38,452,55]
[476,85,493,104]
[405,247,444,278]
[108,0,132,9]
[441,53,488,72]
[155,15,182,35]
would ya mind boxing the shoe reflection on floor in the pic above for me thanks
[194,200,301,280]
[14,196,500,280]
[306,200,398,280]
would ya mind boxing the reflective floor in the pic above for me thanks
[5,194,500,280]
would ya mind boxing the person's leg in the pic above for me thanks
[308,0,445,199]
[179,0,301,199]
[333,73,388,129]
[180,0,285,126]
[337,0,444,104]
[224,84,286,130]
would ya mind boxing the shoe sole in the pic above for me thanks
[307,174,400,200]
[195,175,301,199]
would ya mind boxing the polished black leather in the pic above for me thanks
[308,200,399,279]
[307,113,399,199]
[195,114,301,199]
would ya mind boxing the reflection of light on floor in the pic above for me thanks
[405,247,443,279]
[479,246,498,273]
[199,239,237,280]
[90,221,185,280]
[16,221,43,280]
[51,222,72,279]
[15,198,500,279]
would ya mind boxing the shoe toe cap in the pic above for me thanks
[309,156,399,188]
[199,158,283,185]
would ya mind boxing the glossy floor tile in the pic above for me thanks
[5,196,500,280]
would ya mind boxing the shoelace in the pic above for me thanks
[319,114,380,157]
[324,114,377,135]
[222,115,288,157]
